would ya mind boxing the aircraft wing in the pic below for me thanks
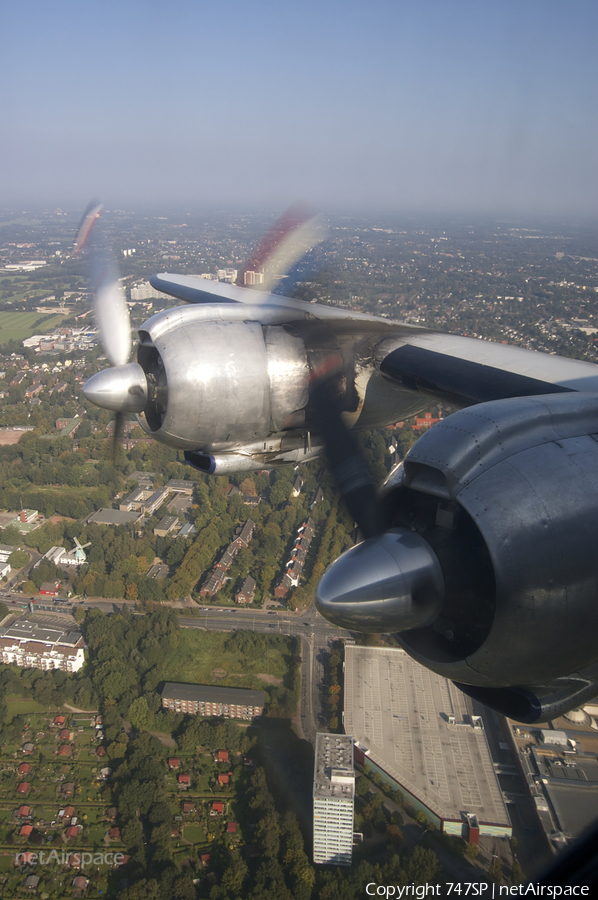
[152,272,598,406]
[150,272,407,329]
[377,331,598,406]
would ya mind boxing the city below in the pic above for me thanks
[0,206,595,898]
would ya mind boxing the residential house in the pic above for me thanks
[235,575,256,605]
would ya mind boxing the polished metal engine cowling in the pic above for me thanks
[135,306,308,450]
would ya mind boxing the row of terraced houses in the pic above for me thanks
[198,519,256,599]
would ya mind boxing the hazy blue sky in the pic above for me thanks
[2,0,597,216]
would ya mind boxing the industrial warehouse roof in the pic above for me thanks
[161,682,265,707]
[529,747,598,840]
[544,782,598,839]
[344,644,510,829]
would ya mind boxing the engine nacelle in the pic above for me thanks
[317,391,598,721]
[135,305,309,450]
[129,304,428,468]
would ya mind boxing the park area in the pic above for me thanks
[0,311,67,345]
[163,630,291,689]
[159,630,300,718]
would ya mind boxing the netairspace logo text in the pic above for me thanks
[15,851,126,868]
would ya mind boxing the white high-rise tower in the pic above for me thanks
[313,733,355,866]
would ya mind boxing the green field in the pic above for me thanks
[0,311,68,344]
[5,698,49,721]
[162,630,291,689]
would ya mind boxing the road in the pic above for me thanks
[165,603,350,743]
[0,589,349,746]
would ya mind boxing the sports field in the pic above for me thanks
[0,311,67,344]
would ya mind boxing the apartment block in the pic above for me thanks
[313,733,355,866]
[161,683,265,720]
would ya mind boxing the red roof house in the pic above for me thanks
[212,801,224,814]
[168,757,180,769]
[19,824,33,837]
[39,581,61,596]
[178,773,190,786]
[217,750,228,762]
[17,782,29,794]
[18,763,31,776]
[226,822,237,833]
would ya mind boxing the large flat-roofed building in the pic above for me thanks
[119,487,153,511]
[0,616,84,673]
[153,515,179,537]
[86,509,144,527]
[120,480,194,514]
[313,733,355,866]
[0,543,13,578]
[514,735,598,851]
[0,544,14,564]
[164,479,195,494]
[141,488,170,515]
[344,644,511,839]
[161,682,265,720]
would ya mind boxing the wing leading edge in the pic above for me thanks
[149,272,420,330]
[151,273,598,408]
[379,333,598,407]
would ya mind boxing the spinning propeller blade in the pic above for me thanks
[310,360,444,634]
[77,203,147,457]
[75,202,131,368]
[309,358,383,541]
